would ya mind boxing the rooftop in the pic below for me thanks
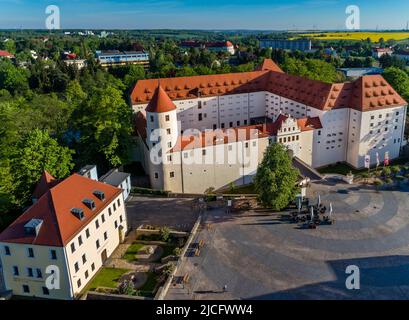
[131,59,406,112]
[0,173,122,247]
[100,169,130,187]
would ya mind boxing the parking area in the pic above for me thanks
[166,180,409,300]
[125,195,199,232]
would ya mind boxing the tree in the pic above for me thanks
[254,144,299,210]
[382,67,409,101]
[0,60,30,94]
[11,129,74,203]
[71,85,132,169]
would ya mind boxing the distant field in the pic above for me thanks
[298,32,409,42]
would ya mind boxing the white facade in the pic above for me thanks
[0,192,128,300]
[132,65,407,194]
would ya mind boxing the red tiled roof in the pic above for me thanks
[0,50,14,58]
[255,59,284,72]
[267,114,322,135]
[170,124,270,153]
[170,115,322,153]
[131,59,407,112]
[146,85,177,113]
[0,174,122,247]
[32,171,60,200]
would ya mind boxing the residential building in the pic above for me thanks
[99,169,132,201]
[372,47,393,59]
[78,165,131,201]
[0,172,128,299]
[0,50,14,59]
[131,59,407,194]
[96,50,150,68]
[259,39,312,51]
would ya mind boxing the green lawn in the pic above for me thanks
[85,267,130,291]
[123,243,145,262]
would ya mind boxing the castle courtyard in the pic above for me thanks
[166,179,409,300]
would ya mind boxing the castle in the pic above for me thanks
[131,59,407,194]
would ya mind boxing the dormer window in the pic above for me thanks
[71,208,85,220]
[24,219,43,237]
[93,190,105,201]
[83,198,96,210]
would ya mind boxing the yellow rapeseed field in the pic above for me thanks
[297,32,409,42]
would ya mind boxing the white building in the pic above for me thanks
[0,172,128,300]
[131,59,407,194]
[372,48,393,59]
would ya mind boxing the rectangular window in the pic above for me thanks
[150,115,154,122]
[13,266,19,276]
[4,246,10,256]
[198,113,203,121]
[165,115,170,121]
[170,172,175,178]
[27,267,33,277]
[91,263,95,271]
[85,270,89,279]
[71,243,75,253]
[101,214,105,223]
[96,240,100,249]
[28,248,34,258]
[74,262,79,273]
[113,203,117,211]
[221,123,225,129]
[42,287,50,295]
[86,228,90,238]
[77,279,81,288]
[36,268,42,278]
[50,250,57,260]
[23,285,30,293]
[229,122,233,128]
[244,120,248,125]
[95,219,100,229]
[82,254,87,264]
[104,232,108,241]
[237,121,240,126]
[114,221,118,229]
[120,215,123,223]
[117,199,121,207]
[154,172,159,179]
[108,207,112,216]
[202,150,206,156]
[78,235,83,246]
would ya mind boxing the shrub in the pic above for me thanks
[385,178,393,184]
[131,187,169,196]
[382,167,392,177]
[159,226,170,242]
[162,264,175,277]
[391,165,401,176]
[173,247,182,256]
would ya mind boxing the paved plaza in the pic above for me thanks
[166,179,409,300]
[126,196,199,232]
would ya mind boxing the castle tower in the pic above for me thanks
[145,85,179,153]
[145,85,179,191]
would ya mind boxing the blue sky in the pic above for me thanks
[0,0,408,30]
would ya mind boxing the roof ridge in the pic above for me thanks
[45,190,65,246]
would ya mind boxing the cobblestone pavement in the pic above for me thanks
[166,180,409,300]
